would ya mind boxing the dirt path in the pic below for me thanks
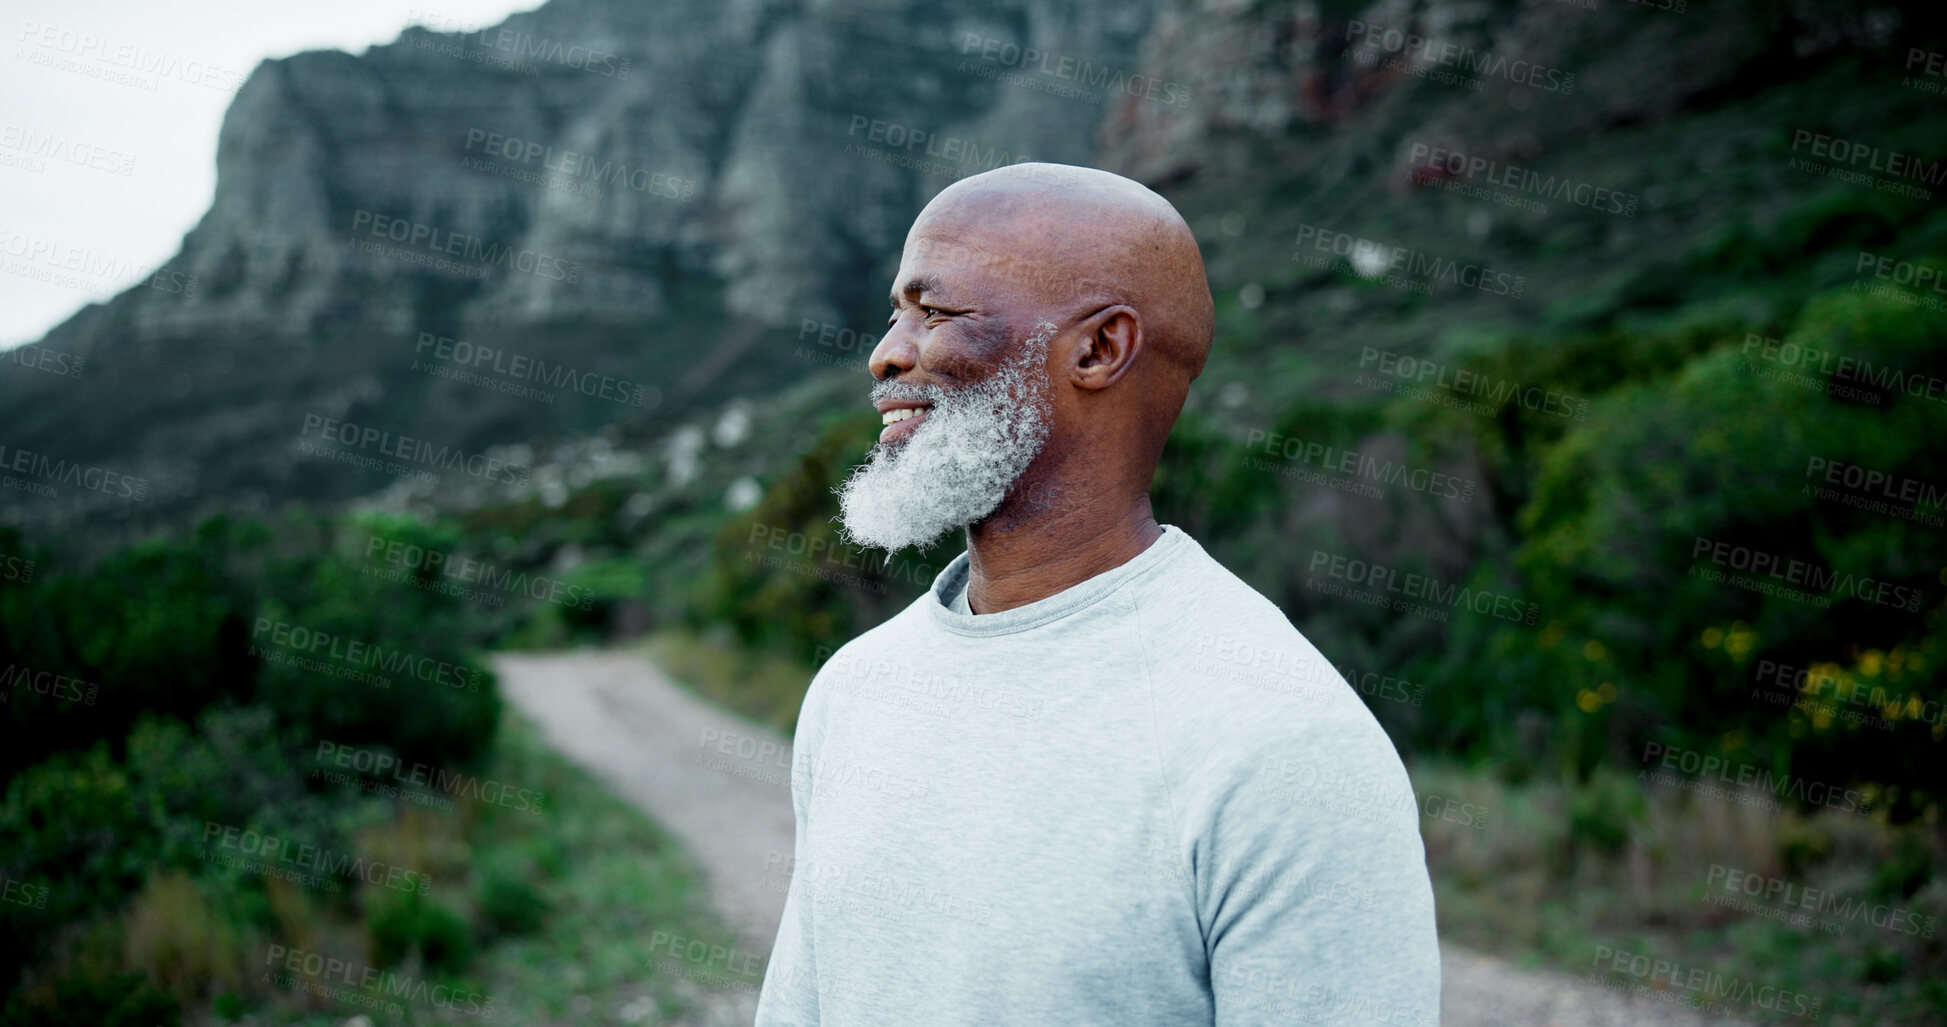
[492,650,1749,1027]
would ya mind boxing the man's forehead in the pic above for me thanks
[894,231,1069,299]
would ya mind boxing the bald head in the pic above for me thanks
[909,163,1214,385]
[851,163,1212,555]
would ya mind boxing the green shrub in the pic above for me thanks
[476,861,549,939]
[1440,285,1946,806]
[1567,766,1646,856]
[365,892,473,972]
[0,971,179,1027]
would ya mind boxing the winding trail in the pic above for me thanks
[492,650,1750,1027]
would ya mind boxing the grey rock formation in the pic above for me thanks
[0,0,1159,525]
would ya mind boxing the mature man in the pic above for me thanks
[754,163,1440,1025]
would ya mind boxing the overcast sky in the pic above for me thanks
[0,0,544,349]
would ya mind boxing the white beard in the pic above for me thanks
[835,320,1058,555]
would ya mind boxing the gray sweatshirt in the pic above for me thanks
[754,524,1441,1025]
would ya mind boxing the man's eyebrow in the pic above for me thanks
[889,274,942,308]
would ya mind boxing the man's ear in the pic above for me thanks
[1070,305,1142,391]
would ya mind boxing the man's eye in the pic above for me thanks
[889,305,950,325]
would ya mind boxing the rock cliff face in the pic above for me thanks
[0,0,1159,525]
[0,0,1922,529]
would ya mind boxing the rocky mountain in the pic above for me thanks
[0,0,1159,526]
[0,0,1935,533]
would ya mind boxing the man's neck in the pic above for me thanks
[962,496,1163,615]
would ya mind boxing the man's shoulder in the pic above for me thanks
[1133,538,1406,783]
[1131,537,1341,694]
[808,588,939,684]
[1133,530,1297,622]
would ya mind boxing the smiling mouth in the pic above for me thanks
[877,403,931,444]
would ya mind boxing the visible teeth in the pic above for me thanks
[881,407,925,425]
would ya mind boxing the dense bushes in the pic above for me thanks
[0,512,501,1022]
[1437,286,1946,810]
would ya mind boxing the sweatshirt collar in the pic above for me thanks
[924,524,1188,636]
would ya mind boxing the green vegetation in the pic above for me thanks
[0,516,743,1025]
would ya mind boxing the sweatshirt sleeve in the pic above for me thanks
[753,681,826,1026]
[1197,733,1442,1027]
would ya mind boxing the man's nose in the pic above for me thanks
[869,322,919,381]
